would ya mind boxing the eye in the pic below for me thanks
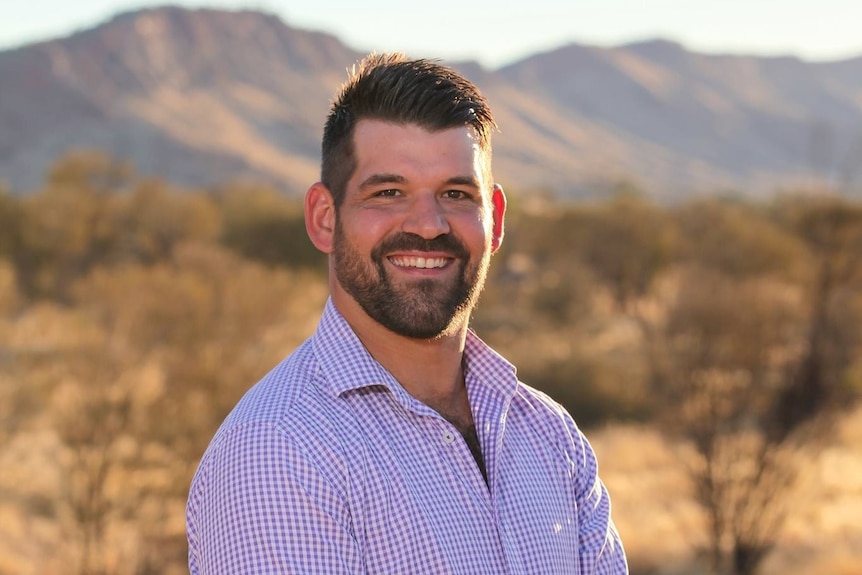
[443,189,470,200]
[374,189,402,197]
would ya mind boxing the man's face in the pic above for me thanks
[331,120,504,339]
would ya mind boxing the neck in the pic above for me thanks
[332,290,473,423]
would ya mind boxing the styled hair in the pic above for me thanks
[321,53,497,206]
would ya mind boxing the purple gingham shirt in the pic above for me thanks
[186,298,627,574]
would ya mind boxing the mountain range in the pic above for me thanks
[2,6,861,201]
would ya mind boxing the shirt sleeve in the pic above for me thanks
[186,422,363,574]
[568,415,629,575]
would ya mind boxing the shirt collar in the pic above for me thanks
[312,297,519,403]
[463,327,519,400]
[312,297,396,398]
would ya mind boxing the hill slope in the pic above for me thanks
[1,7,861,199]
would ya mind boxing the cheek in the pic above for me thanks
[458,213,493,249]
[340,213,390,250]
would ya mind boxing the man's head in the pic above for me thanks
[321,53,497,208]
[306,53,505,340]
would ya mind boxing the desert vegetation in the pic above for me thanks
[1,151,860,575]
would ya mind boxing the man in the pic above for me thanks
[186,53,627,574]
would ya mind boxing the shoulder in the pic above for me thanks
[510,381,596,469]
[511,380,579,436]
[190,337,352,492]
[223,338,319,428]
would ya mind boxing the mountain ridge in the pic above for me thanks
[2,5,861,200]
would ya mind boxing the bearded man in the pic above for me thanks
[186,53,628,575]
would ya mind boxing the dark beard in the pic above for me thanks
[332,223,489,339]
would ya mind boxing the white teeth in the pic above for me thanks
[390,256,448,269]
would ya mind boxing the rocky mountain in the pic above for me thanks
[497,40,862,198]
[0,7,361,195]
[2,6,861,200]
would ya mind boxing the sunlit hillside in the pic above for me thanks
[3,6,862,199]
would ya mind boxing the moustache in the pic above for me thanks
[371,233,469,261]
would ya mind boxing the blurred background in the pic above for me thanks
[1,2,861,574]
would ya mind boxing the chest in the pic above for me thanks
[338,397,581,574]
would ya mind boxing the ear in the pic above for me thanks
[490,184,506,253]
[305,181,337,254]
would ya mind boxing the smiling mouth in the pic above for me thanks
[388,255,450,269]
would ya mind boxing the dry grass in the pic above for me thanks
[590,406,862,574]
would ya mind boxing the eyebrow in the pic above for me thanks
[445,175,481,188]
[358,173,481,190]
[358,173,407,190]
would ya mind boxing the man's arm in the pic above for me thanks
[187,422,362,574]
[568,416,629,575]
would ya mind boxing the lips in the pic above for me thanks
[373,233,467,272]
[388,255,450,269]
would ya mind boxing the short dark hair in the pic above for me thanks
[321,53,497,207]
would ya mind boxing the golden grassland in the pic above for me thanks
[0,296,860,575]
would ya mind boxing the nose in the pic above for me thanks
[402,194,450,239]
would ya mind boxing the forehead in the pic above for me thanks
[349,119,488,186]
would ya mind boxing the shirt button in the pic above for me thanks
[442,431,456,444]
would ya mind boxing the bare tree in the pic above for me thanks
[650,196,862,575]
[52,355,136,575]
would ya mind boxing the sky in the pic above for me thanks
[2,0,862,68]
